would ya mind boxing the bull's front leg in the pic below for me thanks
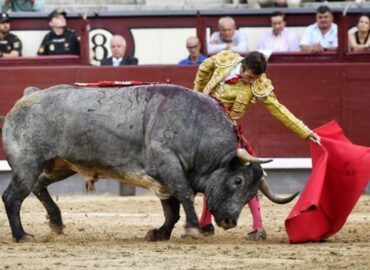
[145,197,180,241]
[176,190,201,239]
[147,145,200,239]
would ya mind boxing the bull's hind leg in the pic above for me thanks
[32,170,76,234]
[2,166,41,242]
[145,197,180,241]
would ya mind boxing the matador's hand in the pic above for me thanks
[308,132,321,144]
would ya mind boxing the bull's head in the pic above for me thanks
[205,149,298,230]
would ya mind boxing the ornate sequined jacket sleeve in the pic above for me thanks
[263,92,312,139]
[193,56,216,92]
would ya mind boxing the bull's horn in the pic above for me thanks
[259,177,299,204]
[237,149,272,164]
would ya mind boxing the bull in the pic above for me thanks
[1,84,297,242]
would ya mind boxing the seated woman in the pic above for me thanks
[348,14,370,52]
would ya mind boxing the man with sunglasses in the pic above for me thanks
[194,49,320,240]
[178,36,207,65]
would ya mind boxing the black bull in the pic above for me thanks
[1,84,297,242]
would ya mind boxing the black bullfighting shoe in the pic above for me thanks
[200,224,215,236]
[246,229,267,240]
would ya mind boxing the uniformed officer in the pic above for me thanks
[0,12,22,57]
[37,8,80,56]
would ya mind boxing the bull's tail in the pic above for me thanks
[23,86,41,96]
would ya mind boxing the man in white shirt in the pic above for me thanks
[258,11,300,52]
[300,5,338,53]
[207,16,248,55]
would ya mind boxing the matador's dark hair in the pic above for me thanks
[241,51,267,76]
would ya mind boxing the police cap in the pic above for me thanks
[0,12,10,23]
[48,8,67,21]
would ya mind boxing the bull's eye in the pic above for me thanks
[234,177,242,186]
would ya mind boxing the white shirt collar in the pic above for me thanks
[113,57,122,66]
[224,63,242,81]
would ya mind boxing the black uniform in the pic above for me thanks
[0,32,22,56]
[37,28,80,55]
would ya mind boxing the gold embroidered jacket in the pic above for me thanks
[194,50,312,139]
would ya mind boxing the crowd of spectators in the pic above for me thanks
[0,5,369,63]
[179,5,369,65]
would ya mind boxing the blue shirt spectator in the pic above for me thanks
[178,36,207,65]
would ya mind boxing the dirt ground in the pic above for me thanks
[0,194,368,270]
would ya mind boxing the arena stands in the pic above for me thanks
[3,6,370,64]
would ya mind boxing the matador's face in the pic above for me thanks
[240,67,261,85]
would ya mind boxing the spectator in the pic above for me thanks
[100,35,138,66]
[0,12,22,57]
[348,14,370,52]
[258,11,300,52]
[178,36,207,65]
[1,0,45,12]
[207,16,248,55]
[300,5,338,53]
[37,8,80,56]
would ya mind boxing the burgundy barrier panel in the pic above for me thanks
[1,9,370,160]
[1,63,369,159]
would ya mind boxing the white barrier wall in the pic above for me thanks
[13,30,48,56]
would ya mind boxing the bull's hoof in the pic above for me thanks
[245,229,267,240]
[200,224,215,236]
[49,223,65,234]
[144,229,170,241]
[181,227,200,239]
[14,233,35,243]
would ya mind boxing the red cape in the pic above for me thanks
[285,121,370,244]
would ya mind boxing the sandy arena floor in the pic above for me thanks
[0,194,369,270]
